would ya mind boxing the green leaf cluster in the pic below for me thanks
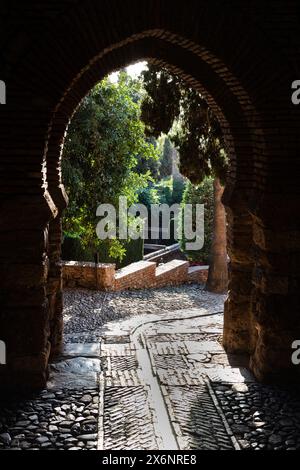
[179,177,214,263]
[62,72,159,261]
[141,65,228,185]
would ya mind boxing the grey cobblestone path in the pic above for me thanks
[163,385,235,450]
[1,286,300,450]
[102,387,158,450]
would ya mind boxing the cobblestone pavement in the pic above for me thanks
[0,389,99,450]
[63,284,223,340]
[1,285,300,450]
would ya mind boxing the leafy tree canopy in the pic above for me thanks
[62,72,159,259]
[141,65,228,185]
[159,136,174,179]
[180,177,214,263]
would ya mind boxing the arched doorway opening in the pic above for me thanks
[1,1,299,389]
[45,36,259,381]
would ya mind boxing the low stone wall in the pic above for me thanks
[187,266,209,284]
[61,260,209,291]
[114,261,156,291]
[155,260,189,288]
[62,261,115,290]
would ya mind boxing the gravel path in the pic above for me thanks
[2,285,300,451]
[0,389,99,450]
[63,284,226,340]
[213,383,300,450]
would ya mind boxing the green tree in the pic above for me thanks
[62,72,159,262]
[141,64,228,292]
[160,136,173,178]
[135,136,161,180]
[138,184,160,209]
[172,176,186,204]
[180,178,214,264]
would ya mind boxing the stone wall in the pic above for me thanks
[62,261,115,290]
[187,266,209,284]
[114,261,157,291]
[62,260,208,292]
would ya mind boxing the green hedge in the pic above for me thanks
[62,234,144,269]
[179,177,214,263]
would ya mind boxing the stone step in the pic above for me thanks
[187,265,209,284]
[114,261,156,290]
[155,260,189,287]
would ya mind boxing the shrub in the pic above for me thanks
[179,177,214,263]
[62,233,144,269]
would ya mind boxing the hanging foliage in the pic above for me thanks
[141,67,181,138]
[141,65,228,185]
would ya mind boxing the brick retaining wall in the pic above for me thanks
[61,260,209,291]
[187,266,209,284]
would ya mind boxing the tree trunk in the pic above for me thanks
[206,177,228,293]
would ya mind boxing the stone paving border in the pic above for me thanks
[97,373,104,451]
[206,379,240,450]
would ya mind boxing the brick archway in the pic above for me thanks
[0,0,299,388]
